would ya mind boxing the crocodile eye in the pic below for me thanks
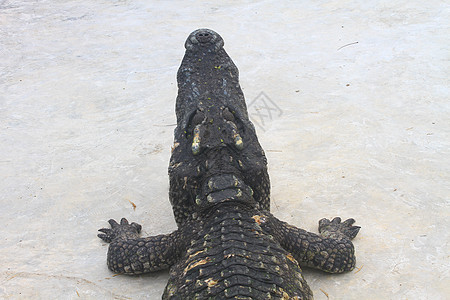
[222,107,235,122]
[189,110,204,155]
[191,110,205,126]
[223,107,243,151]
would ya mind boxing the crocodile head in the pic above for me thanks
[169,29,270,225]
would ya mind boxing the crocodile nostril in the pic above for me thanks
[196,31,213,43]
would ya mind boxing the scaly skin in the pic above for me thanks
[98,29,360,299]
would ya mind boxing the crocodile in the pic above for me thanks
[98,28,360,299]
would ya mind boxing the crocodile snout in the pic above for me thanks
[195,30,213,43]
[185,28,224,52]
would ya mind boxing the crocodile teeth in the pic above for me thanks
[227,121,244,150]
[234,132,244,150]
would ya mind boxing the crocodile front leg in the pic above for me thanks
[98,218,185,274]
[257,213,360,273]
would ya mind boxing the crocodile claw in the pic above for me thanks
[98,218,142,243]
[319,217,360,240]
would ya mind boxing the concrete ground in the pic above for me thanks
[1,1,449,299]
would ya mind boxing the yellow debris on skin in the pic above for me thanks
[252,215,266,225]
[233,176,239,186]
[184,258,211,274]
[238,160,244,168]
[286,253,299,265]
[280,291,302,300]
[188,249,206,260]
[205,278,218,287]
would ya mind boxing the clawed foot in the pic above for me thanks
[98,218,142,243]
[318,217,360,240]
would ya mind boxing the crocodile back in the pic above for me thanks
[163,205,312,299]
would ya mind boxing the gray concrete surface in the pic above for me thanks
[1,1,449,299]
